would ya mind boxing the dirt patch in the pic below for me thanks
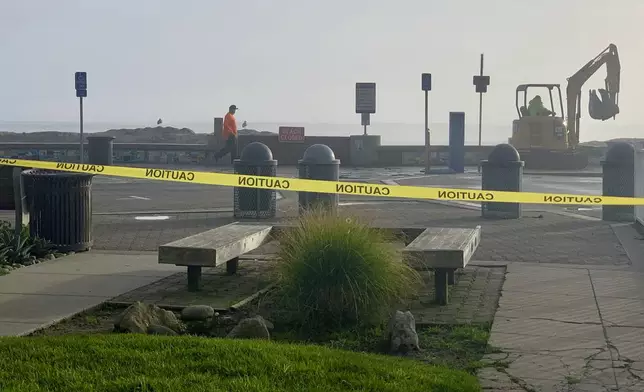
[110,257,277,309]
[32,266,506,338]
[30,304,124,336]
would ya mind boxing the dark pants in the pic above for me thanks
[215,135,238,164]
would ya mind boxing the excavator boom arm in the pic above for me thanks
[565,44,621,148]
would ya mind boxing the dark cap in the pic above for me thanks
[229,104,238,111]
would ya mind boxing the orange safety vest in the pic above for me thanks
[223,113,237,138]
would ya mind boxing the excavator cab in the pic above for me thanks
[510,84,568,151]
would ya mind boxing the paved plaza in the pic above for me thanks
[1,166,642,390]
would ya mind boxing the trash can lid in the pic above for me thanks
[604,142,634,164]
[488,143,521,163]
[240,142,274,162]
[22,169,94,179]
[300,144,338,164]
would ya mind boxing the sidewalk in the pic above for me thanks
[478,261,644,391]
[0,251,182,336]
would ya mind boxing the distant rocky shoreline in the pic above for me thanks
[0,126,275,144]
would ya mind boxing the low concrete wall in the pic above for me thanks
[0,138,600,167]
[377,145,493,166]
[237,135,351,165]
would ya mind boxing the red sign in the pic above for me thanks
[278,126,305,143]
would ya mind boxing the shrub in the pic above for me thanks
[274,209,421,331]
[0,220,53,265]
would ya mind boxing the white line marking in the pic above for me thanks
[129,195,150,200]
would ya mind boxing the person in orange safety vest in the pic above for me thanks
[215,105,239,164]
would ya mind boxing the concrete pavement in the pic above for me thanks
[0,251,182,336]
[478,262,644,391]
[88,202,629,268]
[88,166,604,214]
[394,173,605,219]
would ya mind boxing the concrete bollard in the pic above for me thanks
[233,142,278,219]
[87,136,115,165]
[481,143,524,219]
[298,144,340,214]
[602,142,634,222]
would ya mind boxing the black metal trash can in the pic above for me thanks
[23,170,93,252]
[298,144,340,214]
[233,142,278,219]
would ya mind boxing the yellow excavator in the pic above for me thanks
[509,44,621,170]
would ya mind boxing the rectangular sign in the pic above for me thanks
[355,82,376,114]
[75,71,87,97]
[473,75,490,93]
[421,73,432,91]
[278,126,305,143]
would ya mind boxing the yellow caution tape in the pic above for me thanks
[0,157,640,206]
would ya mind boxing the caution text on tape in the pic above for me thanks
[0,157,639,206]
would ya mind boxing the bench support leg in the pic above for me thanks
[447,269,456,286]
[434,268,449,305]
[187,266,202,292]
[227,257,239,275]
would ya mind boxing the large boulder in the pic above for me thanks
[387,310,420,354]
[114,302,183,334]
[181,305,215,322]
[226,315,271,340]
[181,305,219,336]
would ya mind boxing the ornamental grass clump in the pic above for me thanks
[275,209,421,331]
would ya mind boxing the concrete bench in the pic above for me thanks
[403,226,481,305]
[158,222,273,291]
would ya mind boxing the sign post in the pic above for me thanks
[355,82,376,135]
[472,55,490,147]
[75,72,87,163]
[421,73,432,174]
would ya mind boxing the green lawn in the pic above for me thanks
[0,334,480,392]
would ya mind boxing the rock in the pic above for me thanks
[147,324,178,336]
[181,305,215,321]
[22,260,34,266]
[387,310,420,354]
[226,315,271,340]
[114,302,183,334]
[45,254,56,261]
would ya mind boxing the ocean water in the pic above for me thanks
[0,120,510,146]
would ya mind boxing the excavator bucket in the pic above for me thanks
[589,89,619,120]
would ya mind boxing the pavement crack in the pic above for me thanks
[527,317,601,326]
[588,269,620,388]
[497,368,537,392]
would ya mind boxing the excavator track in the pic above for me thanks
[517,149,589,171]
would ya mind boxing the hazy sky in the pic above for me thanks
[1,0,643,129]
